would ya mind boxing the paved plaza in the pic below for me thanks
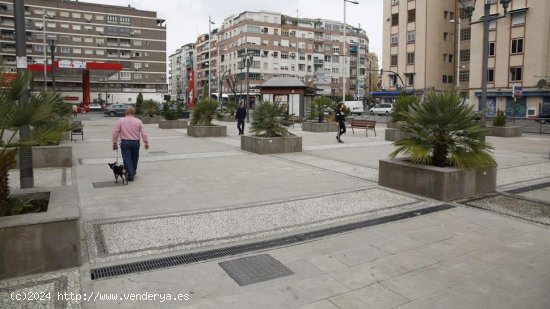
[2,113,550,308]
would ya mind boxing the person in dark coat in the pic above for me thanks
[335,102,346,143]
[235,101,247,135]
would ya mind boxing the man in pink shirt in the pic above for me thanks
[112,107,150,181]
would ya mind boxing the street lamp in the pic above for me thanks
[459,0,511,116]
[450,18,461,88]
[241,52,254,123]
[342,0,359,103]
[208,16,215,99]
[219,69,231,107]
[42,14,47,91]
[49,39,56,89]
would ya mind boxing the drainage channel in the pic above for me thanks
[90,204,454,280]
[505,181,550,194]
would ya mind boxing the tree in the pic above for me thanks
[389,90,495,168]
[191,82,222,126]
[135,92,144,115]
[250,101,293,137]
[1,71,73,216]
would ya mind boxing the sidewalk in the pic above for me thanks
[2,114,550,308]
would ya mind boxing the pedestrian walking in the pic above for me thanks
[112,107,149,181]
[72,104,78,117]
[336,102,346,143]
[235,101,247,135]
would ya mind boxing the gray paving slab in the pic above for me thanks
[329,283,410,309]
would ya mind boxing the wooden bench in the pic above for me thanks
[350,119,376,137]
[71,120,83,141]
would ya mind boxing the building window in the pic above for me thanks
[72,12,81,19]
[60,23,69,29]
[59,11,69,18]
[34,45,44,52]
[489,19,496,30]
[84,49,93,55]
[95,15,104,21]
[134,40,142,46]
[119,16,130,24]
[487,68,494,83]
[511,12,525,26]
[392,0,399,5]
[407,52,415,64]
[391,13,399,26]
[84,37,93,43]
[60,47,70,53]
[459,8,467,19]
[47,22,56,28]
[461,28,471,41]
[443,32,450,41]
[84,25,93,31]
[120,72,131,80]
[459,70,470,82]
[83,14,93,21]
[511,38,524,54]
[444,11,449,19]
[449,12,454,20]
[408,9,415,23]
[407,30,415,43]
[443,54,453,63]
[73,36,82,42]
[72,24,81,31]
[460,49,470,62]
[332,68,339,73]
[406,74,414,86]
[390,34,398,46]
[488,42,495,56]
[73,48,81,54]
[134,74,142,80]
[390,54,398,66]
[107,15,118,23]
[442,75,453,84]
[96,49,105,55]
[509,67,522,81]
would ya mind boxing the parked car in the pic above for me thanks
[369,103,394,116]
[104,104,130,117]
[88,103,102,111]
[344,101,364,115]
[536,113,550,124]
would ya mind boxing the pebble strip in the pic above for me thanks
[463,194,550,225]
[85,188,435,263]
[0,269,81,309]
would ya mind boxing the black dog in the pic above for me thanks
[108,162,128,185]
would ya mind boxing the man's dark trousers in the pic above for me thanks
[121,139,140,179]
[237,119,245,134]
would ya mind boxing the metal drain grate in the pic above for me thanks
[148,151,168,155]
[92,181,126,188]
[219,254,294,286]
[90,204,454,280]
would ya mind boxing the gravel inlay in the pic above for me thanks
[461,194,550,225]
[0,269,81,309]
[304,141,391,151]
[9,168,72,189]
[219,254,294,286]
[92,181,126,189]
[85,188,430,263]
[80,150,243,165]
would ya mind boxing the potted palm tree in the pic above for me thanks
[486,109,522,137]
[241,101,302,154]
[379,90,497,201]
[187,87,225,137]
[302,97,338,132]
[138,99,162,124]
[159,101,188,129]
[0,71,80,279]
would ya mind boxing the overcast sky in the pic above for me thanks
[85,0,383,62]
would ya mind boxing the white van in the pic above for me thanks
[344,101,364,115]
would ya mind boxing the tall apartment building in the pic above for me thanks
[383,0,550,116]
[0,0,167,103]
[168,43,195,101]
[171,10,372,102]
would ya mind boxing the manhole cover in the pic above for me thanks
[461,194,550,225]
[92,181,126,188]
[148,151,168,155]
[218,254,293,286]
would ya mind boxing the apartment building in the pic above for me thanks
[383,0,550,117]
[168,43,195,102]
[177,10,371,102]
[0,0,167,103]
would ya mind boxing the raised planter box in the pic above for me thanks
[221,114,235,122]
[187,125,227,137]
[302,122,338,133]
[379,158,496,202]
[137,115,162,124]
[159,119,188,129]
[241,135,302,154]
[16,143,73,168]
[0,185,80,280]
[486,125,522,137]
[385,128,408,142]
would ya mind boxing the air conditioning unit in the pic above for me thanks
[130,55,134,58]
[47,14,55,18]
[86,18,92,22]
[130,31,135,36]
[161,75,165,79]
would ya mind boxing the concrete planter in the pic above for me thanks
[302,121,338,133]
[187,125,227,137]
[385,128,409,142]
[16,143,73,168]
[0,185,80,280]
[137,115,162,124]
[158,119,188,129]
[241,135,302,154]
[379,158,496,202]
[486,125,522,137]
[221,114,235,122]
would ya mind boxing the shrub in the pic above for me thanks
[135,92,144,115]
[493,109,506,127]
[162,101,179,120]
[143,99,159,117]
[250,101,293,137]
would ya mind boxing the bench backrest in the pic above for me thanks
[351,119,376,126]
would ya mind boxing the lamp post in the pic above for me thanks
[450,18,461,88]
[42,14,47,91]
[219,69,231,107]
[342,0,359,103]
[242,52,254,123]
[49,39,56,89]
[208,16,215,99]
[459,0,510,117]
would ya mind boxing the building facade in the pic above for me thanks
[168,43,195,102]
[169,10,373,103]
[383,0,550,117]
[0,0,167,104]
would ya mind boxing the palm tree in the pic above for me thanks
[190,83,222,126]
[389,90,496,169]
[250,101,293,137]
[0,71,73,216]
